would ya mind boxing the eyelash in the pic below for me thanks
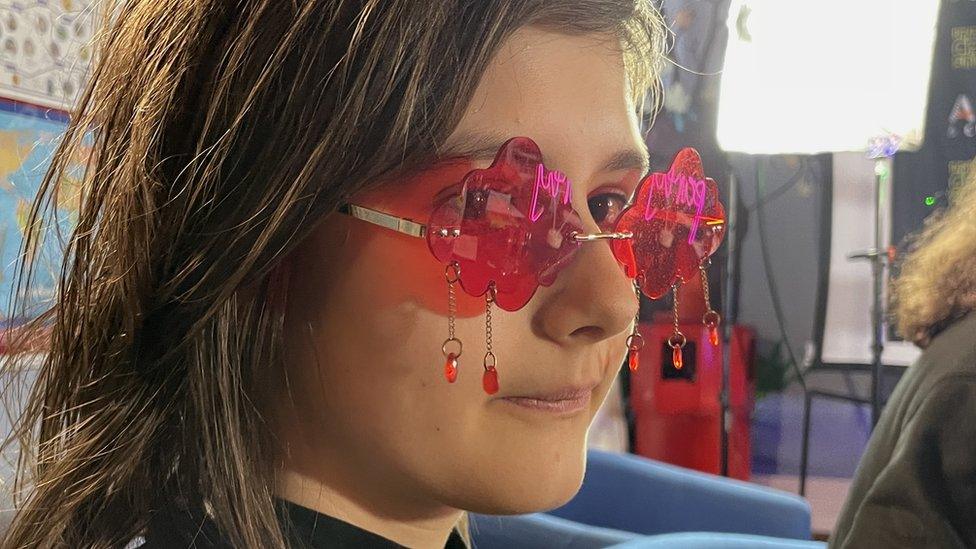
[587,189,631,228]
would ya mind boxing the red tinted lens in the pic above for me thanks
[427,137,584,311]
[612,148,726,300]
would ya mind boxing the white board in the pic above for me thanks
[821,152,921,367]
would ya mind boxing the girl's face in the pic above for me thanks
[278,27,647,516]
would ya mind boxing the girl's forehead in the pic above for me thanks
[454,29,630,127]
[444,30,642,184]
[354,31,640,217]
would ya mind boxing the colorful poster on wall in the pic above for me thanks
[0,99,82,327]
[0,0,98,327]
[0,0,97,111]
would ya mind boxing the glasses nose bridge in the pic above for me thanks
[571,230,634,243]
[568,230,634,265]
[547,229,633,283]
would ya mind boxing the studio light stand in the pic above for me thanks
[848,142,897,426]
[719,173,739,476]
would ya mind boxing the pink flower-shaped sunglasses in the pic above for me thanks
[341,137,725,393]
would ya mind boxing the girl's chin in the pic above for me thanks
[447,448,588,515]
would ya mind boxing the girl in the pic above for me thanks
[3,1,667,547]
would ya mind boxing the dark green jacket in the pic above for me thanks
[831,312,976,548]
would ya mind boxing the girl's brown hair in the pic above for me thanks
[2,1,666,547]
[892,166,976,346]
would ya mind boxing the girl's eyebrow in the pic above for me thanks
[438,130,510,161]
[603,149,649,175]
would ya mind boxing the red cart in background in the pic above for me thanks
[629,319,755,481]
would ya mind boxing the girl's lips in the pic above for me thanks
[499,388,593,414]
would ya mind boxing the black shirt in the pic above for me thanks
[140,499,468,548]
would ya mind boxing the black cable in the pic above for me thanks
[807,153,832,376]
[756,157,807,392]
[619,362,637,453]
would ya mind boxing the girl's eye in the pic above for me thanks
[588,192,629,229]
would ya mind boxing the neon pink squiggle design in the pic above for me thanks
[530,163,572,222]
[642,172,707,244]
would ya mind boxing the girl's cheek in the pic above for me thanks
[346,160,484,319]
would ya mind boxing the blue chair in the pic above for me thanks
[471,450,823,549]
[550,450,813,540]
[470,513,640,548]
[611,532,824,548]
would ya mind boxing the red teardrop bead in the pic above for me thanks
[628,350,639,372]
[709,326,720,346]
[444,353,458,383]
[482,366,499,395]
[672,346,684,370]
